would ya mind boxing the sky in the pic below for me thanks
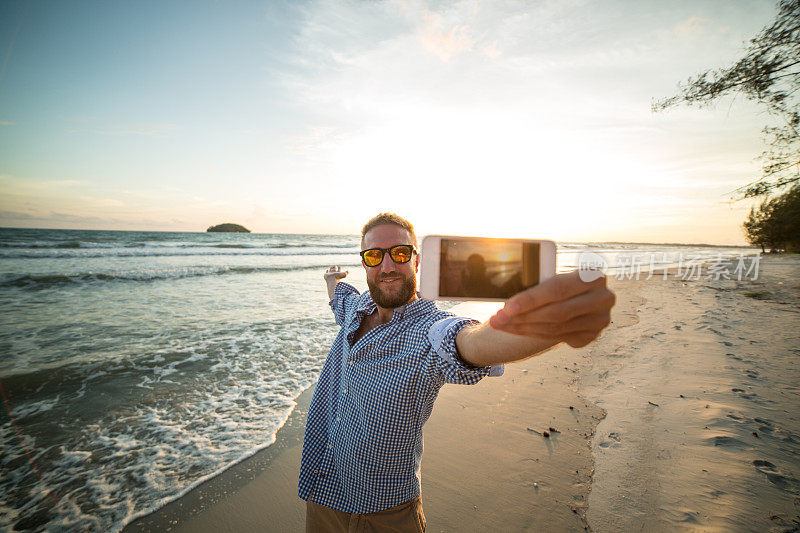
[0,0,783,244]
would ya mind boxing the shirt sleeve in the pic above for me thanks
[428,316,505,385]
[329,282,360,327]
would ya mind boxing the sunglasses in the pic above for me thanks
[360,244,416,267]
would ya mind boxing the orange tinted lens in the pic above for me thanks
[390,246,412,263]
[362,249,384,266]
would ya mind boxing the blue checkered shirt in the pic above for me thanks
[298,282,504,513]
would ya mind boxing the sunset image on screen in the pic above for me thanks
[439,238,540,299]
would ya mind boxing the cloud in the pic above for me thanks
[674,16,709,37]
[419,11,474,61]
[286,126,348,157]
[68,124,176,137]
[0,175,89,193]
[45,179,87,188]
[0,120,14,126]
[0,209,38,220]
[0,209,115,225]
[78,196,125,207]
[482,40,502,59]
[0,208,197,230]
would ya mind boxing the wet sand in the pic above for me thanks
[125,255,800,532]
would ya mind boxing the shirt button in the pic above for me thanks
[328,444,333,449]
[343,388,348,394]
[313,469,318,474]
[336,417,340,422]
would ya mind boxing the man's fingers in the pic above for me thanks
[488,269,615,348]
[489,321,600,346]
[491,323,606,347]
[325,266,347,279]
[501,289,615,325]
[491,311,611,337]
[502,271,606,317]
[564,331,599,348]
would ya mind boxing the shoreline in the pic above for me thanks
[123,297,642,532]
[126,347,609,532]
[123,385,315,532]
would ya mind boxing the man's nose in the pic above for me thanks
[379,254,399,271]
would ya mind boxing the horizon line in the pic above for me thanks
[0,226,757,249]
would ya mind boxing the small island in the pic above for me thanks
[206,223,251,233]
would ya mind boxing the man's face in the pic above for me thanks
[362,224,419,309]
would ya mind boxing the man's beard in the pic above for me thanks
[367,272,417,308]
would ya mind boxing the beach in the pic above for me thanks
[124,254,800,532]
[2,229,794,532]
[585,254,800,531]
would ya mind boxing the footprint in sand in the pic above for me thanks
[752,460,800,495]
[742,369,760,380]
[707,435,748,449]
[731,388,760,401]
[599,432,621,448]
[664,509,702,524]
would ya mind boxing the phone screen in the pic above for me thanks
[438,238,541,298]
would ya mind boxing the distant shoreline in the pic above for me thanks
[0,227,758,248]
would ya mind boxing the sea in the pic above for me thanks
[0,228,758,532]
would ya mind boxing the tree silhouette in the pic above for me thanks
[743,184,800,251]
[653,0,799,198]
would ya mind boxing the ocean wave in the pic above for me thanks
[0,263,362,289]
[0,241,114,249]
[270,242,355,249]
[0,319,338,533]
[0,241,358,250]
[0,249,358,260]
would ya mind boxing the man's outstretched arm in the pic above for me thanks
[455,271,615,367]
[324,265,349,300]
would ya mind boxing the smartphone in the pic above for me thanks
[420,235,556,301]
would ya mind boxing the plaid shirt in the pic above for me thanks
[298,282,504,513]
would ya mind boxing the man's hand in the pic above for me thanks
[325,265,348,300]
[488,270,615,348]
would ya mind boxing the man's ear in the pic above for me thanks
[414,252,420,271]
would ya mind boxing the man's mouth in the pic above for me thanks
[379,276,402,284]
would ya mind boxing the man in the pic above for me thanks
[300,213,615,532]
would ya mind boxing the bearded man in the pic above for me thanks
[299,213,615,532]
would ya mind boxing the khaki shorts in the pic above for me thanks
[305,496,426,533]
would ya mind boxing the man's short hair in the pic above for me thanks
[361,213,418,249]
